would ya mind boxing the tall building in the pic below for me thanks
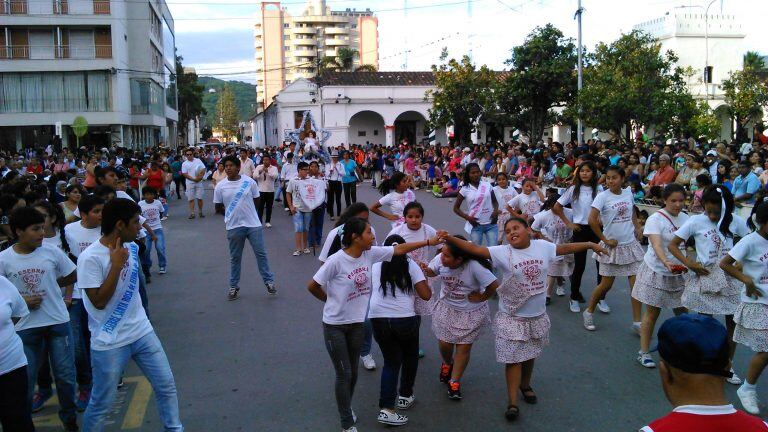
[0,0,179,150]
[254,0,379,109]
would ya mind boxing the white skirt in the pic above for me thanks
[681,266,741,315]
[734,303,768,353]
[631,261,685,309]
[493,312,550,364]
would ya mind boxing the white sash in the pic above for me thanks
[95,243,140,345]
[224,179,251,224]
[464,182,490,234]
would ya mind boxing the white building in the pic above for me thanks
[0,0,179,151]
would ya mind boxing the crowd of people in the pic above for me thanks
[3,128,768,431]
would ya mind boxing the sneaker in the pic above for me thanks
[188,214,196,219]
[728,369,743,385]
[555,286,566,296]
[397,395,415,410]
[160,216,168,221]
[76,388,91,412]
[597,300,611,313]
[266,283,277,296]
[342,427,358,432]
[439,363,453,383]
[637,352,656,368]
[738,384,761,414]
[303,248,311,254]
[569,300,580,313]
[228,287,240,301]
[361,354,376,370]
[284,207,290,212]
[583,311,596,331]
[292,250,301,256]
[265,222,272,228]
[31,389,53,412]
[158,267,166,274]
[448,381,462,400]
[378,409,408,426]
[632,322,642,336]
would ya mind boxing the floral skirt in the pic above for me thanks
[681,266,742,315]
[734,303,768,353]
[431,300,490,345]
[631,261,685,309]
[593,240,645,266]
[548,255,575,277]
[414,277,439,316]
[494,312,550,364]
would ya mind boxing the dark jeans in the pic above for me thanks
[0,366,34,432]
[327,180,342,217]
[69,299,92,389]
[371,316,420,409]
[173,178,184,199]
[257,192,275,224]
[323,322,365,429]
[309,204,326,247]
[570,224,601,300]
[343,182,357,207]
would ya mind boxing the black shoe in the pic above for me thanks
[448,381,462,400]
[505,404,519,421]
[545,297,551,306]
[266,283,277,296]
[228,287,240,301]
[520,387,538,404]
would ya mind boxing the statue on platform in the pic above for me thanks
[284,110,332,163]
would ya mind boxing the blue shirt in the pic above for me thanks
[733,171,761,203]
[341,160,357,183]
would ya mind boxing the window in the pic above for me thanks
[373,130,378,136]
[149,7,162,40]
[0,71,111,113]
[357,131,366,137]
[161,17,174,66]
[164,65,176,109]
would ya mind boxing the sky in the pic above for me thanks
[170,0,768,84]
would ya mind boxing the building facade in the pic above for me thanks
[0,0,179,151]
[254,0,378,109]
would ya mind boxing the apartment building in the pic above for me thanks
[254,0,378,109]
[0,0,179,150]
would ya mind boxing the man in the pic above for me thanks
[253,155,278,228]
[78,199,182,431]
[733,163,761,204]
[640,314,768,431]
[238,148,256,178]
[0,207,78,431]
[181,149,206,219]
[280,152,298,211]
[213,155,276,300]
[553,156,572,186]
[706,149,720,180]
[325,151,345,220]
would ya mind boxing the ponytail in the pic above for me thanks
[378,171,407,196]
[701,185,734,238]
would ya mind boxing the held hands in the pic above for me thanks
[603,239,619,248]
[746,280,763,300]
[109,237,129,268]
[590,242,609,256]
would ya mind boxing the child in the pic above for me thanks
[286,162,315,256]
[493,173,519,245]
[307,160,328,252]
[631,180,645,202]
[371,171,416,229]
[419,236,500,400]
[689,173,712,213]
[531,195,574,303]
[138,186,167,275]
[507,178,544,225]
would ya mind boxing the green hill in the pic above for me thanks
[198,76,257,128]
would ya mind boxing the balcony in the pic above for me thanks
[292,26,316,34]
[0,0,110,15]
[292,48,316,57]
[0,44,112,59]
[325,38,347,46]
[324,27,348,35]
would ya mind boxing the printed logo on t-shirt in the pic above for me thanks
[613,201,630,222]
[758,250,768,285]
[347,267,370,301]
[18,268,45,295]
[702,228,722,260]
[441,275,466,300]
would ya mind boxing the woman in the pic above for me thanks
[211,161,227,187]
[644,160,659,185]
[552,161,604,313]
[144,161,165,194]
[716,159,732,186]
[626,154,644,184]
[60,184,83,224]
[0,275,33,431]
[453,163,499,247]
[341,151,359,208]
[582,165,645,332]
[369,234,432,426]
[748,151,764,176]
[82,156,98,191]
[632,184,689,368]
[515,157,533,180]
[307,218,439,432]
[162,162,174,200]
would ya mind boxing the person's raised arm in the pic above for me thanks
[556,242,607,257]
[533,183,545,202]
[85,237,127,309]
[439,233,491,260]
[668,236,709,276]
[393,236,440,257]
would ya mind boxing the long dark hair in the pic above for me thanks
[701,185,735,238]
[462,163,481,186]
[379,235,413,297]
[572,161,599,201]
[328,217,369,256]
[378,171,407,195]
[443,234,493,271]
[33,200,69,253]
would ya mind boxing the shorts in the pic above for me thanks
[186,182,204,201]
[293,211,312,232]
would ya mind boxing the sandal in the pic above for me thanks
[505,404,519,421]
[520,387,538,404]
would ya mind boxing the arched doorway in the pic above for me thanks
[348,110,385,146]
[713,104,732,142]
[394,111,427,146]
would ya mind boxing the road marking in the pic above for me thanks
[122,376,152,429]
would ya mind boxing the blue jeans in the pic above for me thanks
[142,228,168,270]
[292,211,312,232]
[226,226,275,288]
[84,331,182,431]
[470,223,498,247]
[68,299,92,389]
[17,322,77,425]
[371,316,420,409]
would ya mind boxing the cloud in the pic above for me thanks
[176,29,254,65]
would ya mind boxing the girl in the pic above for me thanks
[531,196,574,303]
[582,165,645,332]
[308,218,439,432]
[493,172,519,245]
[368,235,432,426]
[507,179,544,225]
[419,236,499,401]
[319,203,376,263]
[552,161,604,313]
[439,217,605,421]
[453,163,499,247]
[668,185,750,385]
[60,184,83,224]
[689,173,712,213]
[631,184,690,368]
[370,171,416,229]
[721,201,768,414]
[33,201,68,252]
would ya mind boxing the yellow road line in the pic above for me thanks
[122,376,152,429]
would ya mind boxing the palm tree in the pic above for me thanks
[743,51,765,71]
[354,64,377,72]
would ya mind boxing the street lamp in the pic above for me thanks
[676,0,718,99]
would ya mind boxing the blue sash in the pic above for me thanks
[225,179,251,224]
[95,243,140,345]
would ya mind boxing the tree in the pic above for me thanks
[722,69,768,142]
[215,85,239,141]
[426,55,496,144]
[743,51,765,72]
[354,64,378,72]
[176,55,205,146]
[496,24,576,142]
[317,47,360,73]
[687,101,721,141]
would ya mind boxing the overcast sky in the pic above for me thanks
[171,0,767,84]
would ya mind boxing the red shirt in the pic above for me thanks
[642,405,768,432]
[146,169,165,191]
[649,165,676,187]
[26,164,43,175]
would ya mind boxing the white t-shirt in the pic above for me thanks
[591,187,635,245]
[728,232,768,305]
[181,158,206,185]
[386,223,438,264]
[642,210,689,275]
[674,214,750,267]
[77,241,153,351]
[213,176,262,230]
[509,192,542,218]
[319,225,377,263]
[43,231,62,250]
[379,190,416,228]
[557,184,603,225]
[532,208,573,245]
[138,200,164,231]
[0,244,76,331]
[459,181,495,225]
[280,162,298,181]
[65,221,102,299]
[368,259,426,319]
[489,241,557,317]
[494,185,519,216]
[313,246,395,325]
[427,254,497,312]
[0,276,29,375]
[288,177,327,212]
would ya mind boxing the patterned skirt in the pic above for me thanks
[548,255,575,277]
[431,300,490,345]
[494,312,550,364]
[681,266,742,315]
[734,303,768,353]
[594,240,644,277]
[631,261,685,309]
[414,277,439,316]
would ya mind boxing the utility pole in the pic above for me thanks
[467,0,473,60]
[575,0,584,145]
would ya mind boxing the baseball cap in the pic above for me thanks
[463,147,471,153]
[706,149,718,157]
[653,314,732,378]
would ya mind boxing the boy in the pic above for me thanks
[139,186,167,275]
[0,207,78,431]
[78,198,182,431]
[286,161,313,256]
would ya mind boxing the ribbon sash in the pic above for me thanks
[464,182,490,234]
[95,243,140,345]
[224,179,251,224]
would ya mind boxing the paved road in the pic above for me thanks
[32,181,761,431]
